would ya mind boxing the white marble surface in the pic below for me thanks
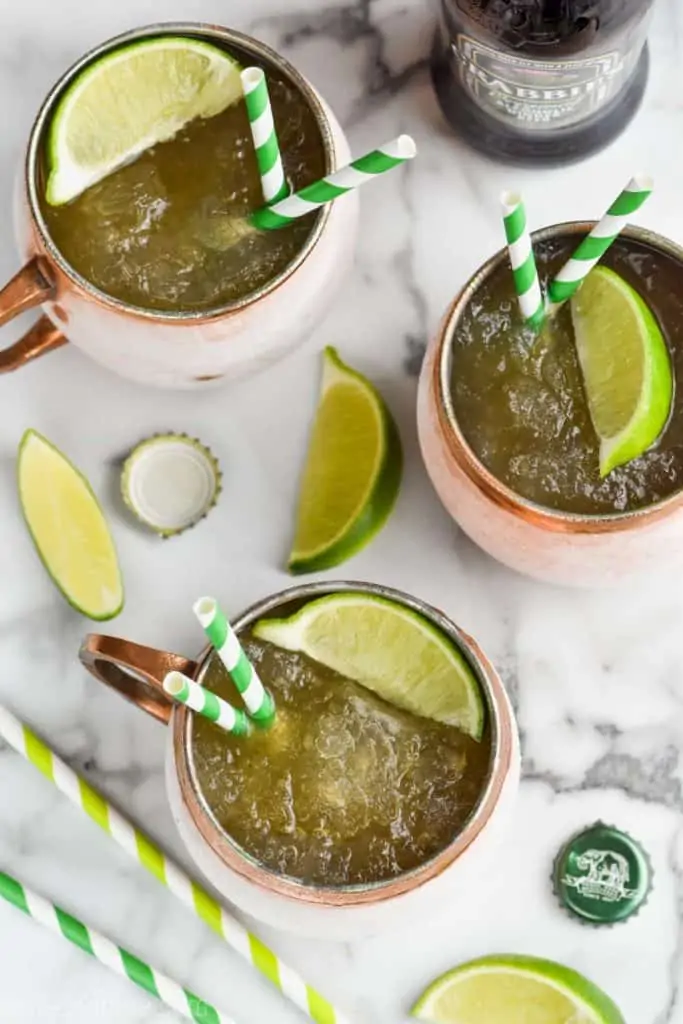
[0,1,682,1021]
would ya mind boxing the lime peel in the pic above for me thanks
[46,36,243,205]
[18,429,123,620]
[253,591,485,739]
[288,347,402,573]
[570,266,673,477]
[412,954,626,1024]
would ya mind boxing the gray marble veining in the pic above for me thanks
[0,0,682,1021]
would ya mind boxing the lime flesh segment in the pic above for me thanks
[46,37,243,205]
[412,955,626,1024]
[253,592,485,739]
[18,430,123,620]
[570,266,673,477]
[288,347,402,573]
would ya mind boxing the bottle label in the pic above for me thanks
[452,34,639,131]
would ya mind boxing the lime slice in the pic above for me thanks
[18,430,123,620]
[570,266,673,477]
[412,955,625,1024]
[252,592,485,739]
[288,347,402,573]
[46,36,243,205]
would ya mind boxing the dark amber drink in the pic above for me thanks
[450,232,683,515]
[190,612,491,888]
[39,37,326,313]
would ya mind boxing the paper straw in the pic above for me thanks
[249,134,417,231]
[0,869,234,1024]
[193,597,275,726]
[501,191,545,331]
[241,67,288,205]
[547,174,653,312]
[0,705,350,1024]
[163,671,250,737]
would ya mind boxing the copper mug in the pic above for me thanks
[418,222,683,587]
[1,23,359,388]
[80,581,520,938]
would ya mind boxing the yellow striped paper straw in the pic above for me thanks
[0,869,236,1023]
[0,703,350,1024]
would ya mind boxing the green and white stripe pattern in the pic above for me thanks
[0,704,349,1024]
[163,671,250,736]
[547,174,654,312]
[194,597,275,726]
[241,67,288,205]
[0,870,232,1024]
[250,134,416,231]
[501,191,545,331]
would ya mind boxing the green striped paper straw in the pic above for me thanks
[249,134,417,231]
[194,597,275,726]
[163,671,250,737]
[547,174,653,312]
[0,869,233,1023]
[0,704,349,1024]
[241,67,288,205]
[501,190,544,331]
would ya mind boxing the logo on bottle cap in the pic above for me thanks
[553,822,652,926]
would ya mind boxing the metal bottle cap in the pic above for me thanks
[121,433,221,538]
[553,821,652,926]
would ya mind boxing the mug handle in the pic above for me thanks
[79,634,198,726]
[0,259,68,372]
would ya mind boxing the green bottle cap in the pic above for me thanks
[553,822,652,926]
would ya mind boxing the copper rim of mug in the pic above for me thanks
[173,580,515,907]
[24,22,336,324]
[434,221,683,536]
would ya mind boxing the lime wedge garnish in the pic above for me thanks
[570,266,673,477]
[18,430,123,620]
[288,347,402,573]
[252,592,485,739]
[412,955,626,1024]
[46,36,243,205]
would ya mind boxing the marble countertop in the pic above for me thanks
[1,1,683,1021]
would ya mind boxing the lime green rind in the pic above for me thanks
[411,955,626,1024]
[571,266,673,478]
[253,592,485,740]
[46,37,243,206]
[599,278,673,477]
[17,429,124,620]
[288,347,403,573]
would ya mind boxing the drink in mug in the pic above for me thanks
[451,232,683,515]
[80,582,519,937]
[41,40,326,313]
[2,25,358,387]
[418,224,683,586]
[194,621,491,887]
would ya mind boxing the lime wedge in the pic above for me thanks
[253,592,485,739]
[288,347,402,573]
[412,955,625,1024]
[46,36,243,205]
[570,266,673,477]
[18,430,123,620]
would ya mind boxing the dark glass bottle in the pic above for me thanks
[431,1,656,165]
